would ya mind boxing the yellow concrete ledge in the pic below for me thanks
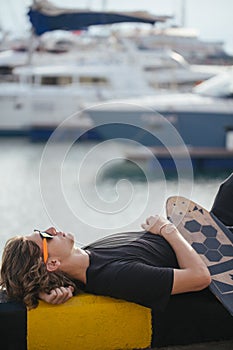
[28,293,152,350]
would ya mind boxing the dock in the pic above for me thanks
[125,147,233,173]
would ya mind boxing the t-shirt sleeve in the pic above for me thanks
[102,262,174,312]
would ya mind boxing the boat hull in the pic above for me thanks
[85,109,233,148]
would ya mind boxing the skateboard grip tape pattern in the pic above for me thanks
[166,196,233,316]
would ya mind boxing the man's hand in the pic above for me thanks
[39,286,74,305]
[142,215,211,294]
[141,215,173,235]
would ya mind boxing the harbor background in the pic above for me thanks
[0,0,233,263]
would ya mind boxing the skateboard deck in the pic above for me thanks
[166,196,233,316]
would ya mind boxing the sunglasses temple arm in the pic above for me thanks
[43,238,48,263]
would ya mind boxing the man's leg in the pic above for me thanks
[211,173,233,227]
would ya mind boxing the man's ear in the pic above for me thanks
[46,258,61,272]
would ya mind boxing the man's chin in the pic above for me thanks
[68,232,75,241]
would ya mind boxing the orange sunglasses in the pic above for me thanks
[34,229,54,263]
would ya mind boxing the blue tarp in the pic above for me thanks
[28,9,159,36]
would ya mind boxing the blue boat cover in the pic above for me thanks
[28,5,165,36]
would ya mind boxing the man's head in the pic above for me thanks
[26,227,75,272]
[0,229,77,308]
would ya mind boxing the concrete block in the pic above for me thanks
[28,293,152,350]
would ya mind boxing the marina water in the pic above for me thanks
[0,138,229,256]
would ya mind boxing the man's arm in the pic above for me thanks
[141,215,211,294]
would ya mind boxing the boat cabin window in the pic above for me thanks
[40,76,73,86]
[143,64,177,72]
[79,76,109,85]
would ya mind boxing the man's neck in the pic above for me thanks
[61,248,90,284]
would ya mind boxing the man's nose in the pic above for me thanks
[46,227,57,236]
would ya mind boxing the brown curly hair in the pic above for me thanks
[0,236,78,309]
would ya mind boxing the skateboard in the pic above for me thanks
[166,196,233,316]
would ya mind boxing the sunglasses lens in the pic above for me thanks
[35,230,54,239]
[41,232,53,239]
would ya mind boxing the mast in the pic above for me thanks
[27,0,37,65]
[102,0,107,11]
[181,0,186,27]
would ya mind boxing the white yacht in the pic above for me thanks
[0,46,227,139]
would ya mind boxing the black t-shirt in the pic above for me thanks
[83,231,179,312]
